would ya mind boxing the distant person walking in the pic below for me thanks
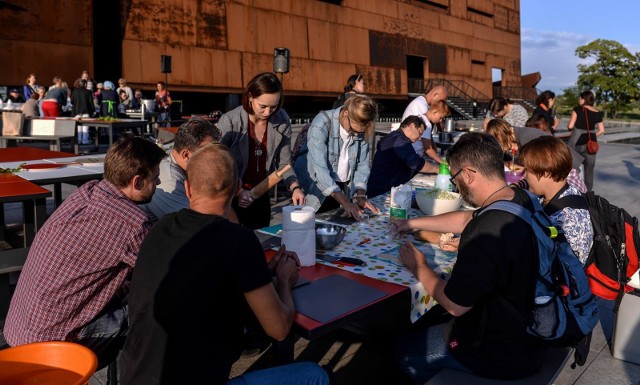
[567,90,605,192]
[332,74,365,109]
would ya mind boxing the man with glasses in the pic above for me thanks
[367,115,439,197]
[391,132,544,382]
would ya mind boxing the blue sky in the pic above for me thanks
[520,1,640,95]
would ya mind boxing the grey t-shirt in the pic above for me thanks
[514,126,583,170]
[140,152,188,222]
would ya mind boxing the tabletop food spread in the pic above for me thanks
[261,174,457,322]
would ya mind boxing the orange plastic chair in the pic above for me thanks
[0,341,98,385]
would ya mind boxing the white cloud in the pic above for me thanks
[521,28,593,94]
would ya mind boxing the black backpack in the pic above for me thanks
[290,111,330,165]
[544,191,640,304]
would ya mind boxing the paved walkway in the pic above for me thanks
[2,135,640,384]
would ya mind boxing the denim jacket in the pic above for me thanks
[218,106,297,188]
[294,108,370,211]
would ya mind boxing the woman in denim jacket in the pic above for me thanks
[294,95,380,219]
[218,72,304,229]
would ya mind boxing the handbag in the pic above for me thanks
[584,107,599,154]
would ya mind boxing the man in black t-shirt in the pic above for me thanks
[391,132,544,382]
[120,144,329,385]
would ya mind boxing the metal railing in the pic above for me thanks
[408,78,491,102]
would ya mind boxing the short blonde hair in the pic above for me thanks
[187,144,238,201]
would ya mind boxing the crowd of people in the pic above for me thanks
[3,72,172,143]
[3,70,612,384]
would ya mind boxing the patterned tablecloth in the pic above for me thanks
[315,190,457,323]
[264,174,457,323]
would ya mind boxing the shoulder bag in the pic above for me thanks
[584,107,599,154]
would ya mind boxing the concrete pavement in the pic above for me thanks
[2,133,640,385]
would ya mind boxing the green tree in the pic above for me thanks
[556,86,580,116]
[575,39,640,118]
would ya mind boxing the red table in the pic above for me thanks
[0,173,51,247]
[275,263,409,363]
[0,147,76,163]
[0,148,77,246]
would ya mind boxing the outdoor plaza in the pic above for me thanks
[1,121,640,384]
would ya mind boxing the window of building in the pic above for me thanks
[415,0,449,11]
[317,0,342,5]
[468,7,493,18]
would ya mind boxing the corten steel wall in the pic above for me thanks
[0,0,520,99]
[0,0,94,88]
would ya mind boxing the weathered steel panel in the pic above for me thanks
[369,31,406,69]
[121,0,226,49]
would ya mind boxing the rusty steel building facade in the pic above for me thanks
[0,0,521,108]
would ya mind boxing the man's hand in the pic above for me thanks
[273,245,300,288]
[354,196,381,215]
[342,201,364,220]
[389,219,411,239]
[291,188,306,206]
[399,241,427,276]
[238,189,254,208]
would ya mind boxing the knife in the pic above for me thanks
[317,254,366,266]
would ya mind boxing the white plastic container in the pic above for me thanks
[434,163,453,192]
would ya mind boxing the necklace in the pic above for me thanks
[481,184,510,208]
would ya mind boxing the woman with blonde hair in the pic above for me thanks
[294,94,381,219]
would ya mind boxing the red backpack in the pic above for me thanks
[545,191,640,301]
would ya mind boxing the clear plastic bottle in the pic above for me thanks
[434,162,453,191]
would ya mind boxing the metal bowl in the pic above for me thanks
[315,224,347,250]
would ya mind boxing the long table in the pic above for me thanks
[0,149,103,208]
[263,175,455,362]
[0,148,104,246]
[76,118,149,149]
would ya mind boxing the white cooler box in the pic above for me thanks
[30,118,76,136]
[612,271,640,364]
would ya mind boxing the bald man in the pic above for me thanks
[121,144,329,385]
[400,85,448,164]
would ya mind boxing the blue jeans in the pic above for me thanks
[395,322,471,383]
[228,362,329,385]
[76,302,129,370]
[595,296,616,348]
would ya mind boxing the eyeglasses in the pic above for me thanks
[449,167,476,190]
[347,116,367,135]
